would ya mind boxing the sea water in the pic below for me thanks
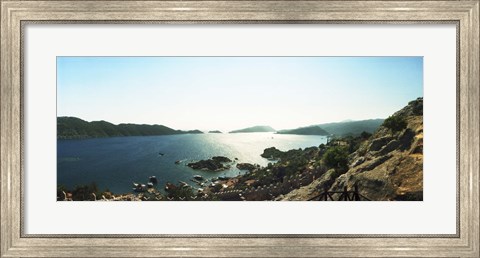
[57,132,327,194]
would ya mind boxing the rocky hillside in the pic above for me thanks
[60,98,423,201]
[281,98,423,201]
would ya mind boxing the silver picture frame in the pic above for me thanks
[1,1,478,257]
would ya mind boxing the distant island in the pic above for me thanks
[184,130,204,134]
[276,119,385,136]
[229,125,276,133]
[57,117,203,139]
[277,126,329,136]
[208,130,223,134]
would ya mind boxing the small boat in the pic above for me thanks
[218,175,230,180]
[158,152,165,156]
[165,182,177,192]
[149,176,158,184]
[179,181,189,188]
[147,182,154,188]
[174,160,181,164]
[193,175,204,180]
[132,182,146,192]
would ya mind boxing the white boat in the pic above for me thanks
[132,182,146,192]
[179,181,189,188]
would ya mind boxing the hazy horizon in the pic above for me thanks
[56,116,386,133]
[57,57,423,132]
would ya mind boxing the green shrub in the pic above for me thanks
[322,146,349,170]
[356,141,369,156]
[383,115,407,132]
[168,186,196,200]
[360,131,372,139]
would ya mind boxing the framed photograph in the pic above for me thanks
[1,0,478,257]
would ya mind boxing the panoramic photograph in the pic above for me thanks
[57,56,423,201]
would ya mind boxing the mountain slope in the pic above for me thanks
[277,126,329,136]
[57,117,203,139]
[329,98,423,200]
[317,119,384,136]
[280,98,423,201]
[229,125,275,133]
[276,119,384,137]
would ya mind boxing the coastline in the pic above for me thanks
[58,98,423,201]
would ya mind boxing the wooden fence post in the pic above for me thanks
[341,186,348,201]
[353,184,360,201]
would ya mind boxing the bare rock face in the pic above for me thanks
[267,98,423,202]
[329,98,424,201]
[279,169,341,201]
[369,136,394,152]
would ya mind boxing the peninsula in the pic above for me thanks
[229,125,275,133]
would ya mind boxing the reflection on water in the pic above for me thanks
[57,132,327,194]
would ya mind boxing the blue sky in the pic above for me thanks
[57,57,423,132]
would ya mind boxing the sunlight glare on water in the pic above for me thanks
[57,132,327,194]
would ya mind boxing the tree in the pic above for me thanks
[383,114,407,132]
[360,131,372,139]
[322,146,349,170]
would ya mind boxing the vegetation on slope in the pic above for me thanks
[277,126,329,136]
[229,125,276,133]
[282,97,424,201]
[57,116,203,139]
[275,119,383,137]
[316,119,384,136]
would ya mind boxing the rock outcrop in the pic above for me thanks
[187,156,232,171]
[260,147,284,160]
[236,163,258,171]
[328,98,423,201]
[279,169,342,201]
[275,98,423,201]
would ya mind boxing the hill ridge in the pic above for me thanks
[229,125,276,133]
[57,116,203,139]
